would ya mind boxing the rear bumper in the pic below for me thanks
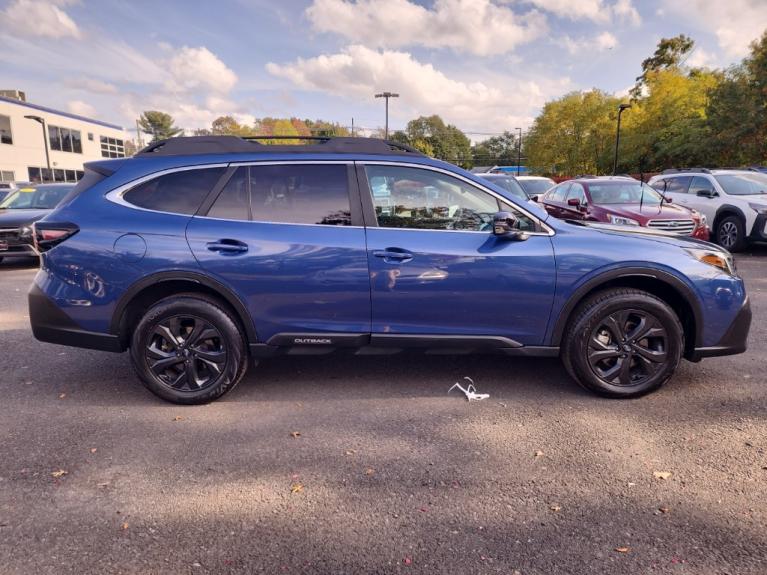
[28,283,123,352]
[688,296,751,361]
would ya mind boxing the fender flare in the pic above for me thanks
[549,266,703,347]
[110,270,258,343]
[714,204,747,228]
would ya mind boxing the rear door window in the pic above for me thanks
[688,176,715,195]
[123,167,226,215]
[205,164,352,226]
[658,176,692,194]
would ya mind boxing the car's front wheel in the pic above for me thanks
[716,215,746,252]
[130,294,248,404]
[562,288,683,398]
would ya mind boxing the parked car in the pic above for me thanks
[0,181,32,203]
[475,173,534,204]
[648,169,767,251]
[540,176,710,240]
[29,136,749,404]
[515,176,557,198]
[0,183,74,263]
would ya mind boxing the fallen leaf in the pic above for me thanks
[653,471,672,480]
[58,393,66,399]
[365,468,375,476]
[403,557,412,565]
[658,506,670,514]
[172,416,183,422]
[51,469,68,478]
[121,522,129,530]
[97,482,110,488]
[615,547,630,553]
[90,448,97,453]
[290,483,303,494]
[344,449,357,456]
[290,431,301,438]
[550,505,561,512]
[534,450,544,458]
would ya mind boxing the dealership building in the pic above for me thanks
[0,90,128,184]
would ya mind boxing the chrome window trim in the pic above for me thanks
[359,160,555,236]
[105,163,228,216]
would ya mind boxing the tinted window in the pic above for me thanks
[659,176,692,194]
[547,183,570,202]
[365,165,535,232]
[208,167,249,220]
[688,176,715,195]
[479,175,528,201]
[0,185,73,209]
[519,178,555,195]
[566,183,586,204]
[124,167,225,215]
[249,164,350,225]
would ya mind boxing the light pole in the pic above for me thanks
[25,115,51,181]
[515,127,522,175]
[612,103,631,175]
[375,92,399,139]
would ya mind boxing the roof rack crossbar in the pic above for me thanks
[661,167,711,174]
[135,135,426,158]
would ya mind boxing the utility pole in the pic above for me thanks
[374,92,399,139]
[24,115,51,180]
[515,127,522,175]
[613,103,631,175]
[351,117,354,137]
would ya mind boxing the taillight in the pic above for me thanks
[32,222,79,252]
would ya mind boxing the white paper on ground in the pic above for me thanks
[449,377,490,401]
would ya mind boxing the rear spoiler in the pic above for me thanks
[83,159,129,177]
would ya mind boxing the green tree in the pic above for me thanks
[398,115,471,167]
[631,34,695,98]
[472,131,519,166]
[138,111,183,143]
[210,116,253,136]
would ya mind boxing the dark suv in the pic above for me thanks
[29,137,750,404]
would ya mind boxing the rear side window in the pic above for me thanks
[656,176,692,194]
[688,176,715,195]
[124,167,225,215]
[207,164,351,225]
[547,183,570,202]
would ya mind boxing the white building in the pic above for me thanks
[0,92,128,184]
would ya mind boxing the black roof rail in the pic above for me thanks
[661,167,711,174]
[135,135,426,157]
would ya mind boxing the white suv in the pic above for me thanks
[648,169,767,252]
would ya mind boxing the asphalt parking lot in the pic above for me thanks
[1,249,766,575]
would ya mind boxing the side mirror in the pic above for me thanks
[697,189,716,198]
[530,195,539,202]
[567,198,580,207]
[492,211,529,241]
[663,196,672,203]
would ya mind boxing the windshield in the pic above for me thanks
[0,185,73,209]
[518,179,555,195]
[588,182,663,205]
[481,176,528,200]
[714,173,767,196]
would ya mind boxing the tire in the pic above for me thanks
[130,293,248,404]
[716,215,746,252]
[0,257,4,264]
[561,288,683,399]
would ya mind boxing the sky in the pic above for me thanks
[1,0,765,141]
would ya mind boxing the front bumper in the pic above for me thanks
[0,228,37,257]
[748,213,767,242]
[688,296,751,361]
[28,283,123,352]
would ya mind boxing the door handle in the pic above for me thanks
[373,249,413,263]
[206,240,248,254]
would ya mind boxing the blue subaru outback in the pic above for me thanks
[28,137,750,404]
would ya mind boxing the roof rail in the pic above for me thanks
[661,167,711,174]
[135,135,426,157]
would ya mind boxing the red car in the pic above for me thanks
[540,176,710,240]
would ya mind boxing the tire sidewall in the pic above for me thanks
[130,296,245,404]
[717,215,746,252]
[567,293,683,398]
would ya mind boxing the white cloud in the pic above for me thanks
[267,44,569,132]
[71,77,118,94]
[560,31,618,55]
[1,0,81,39]
[661,0,767,58]
[686,47,715,68]
[305,0,547,56]
[165,46,238,95]
[67,99,96,117]
[518,0,640,24]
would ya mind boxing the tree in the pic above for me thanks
[138,111,183,142]
[631,34,695,98]
[472,131,519,166]
[210,116,253,136]
[395,115,471,167]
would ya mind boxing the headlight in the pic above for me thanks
[748,203,767,215]
[608,215,640,226]
[699,213,707,226]
[687,248,736,275]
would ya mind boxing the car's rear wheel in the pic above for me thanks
[716,215,746,252]
[130,293,248,404]
[562,288,683,398]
